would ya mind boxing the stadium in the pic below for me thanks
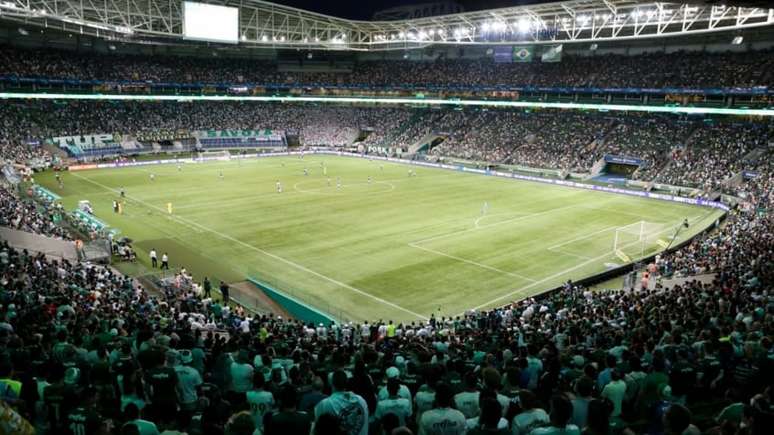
[0,0,772,434]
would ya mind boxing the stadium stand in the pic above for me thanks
[2,45,773,89]
[0,98,771,434]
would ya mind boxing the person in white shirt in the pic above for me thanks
[512,391,549,435]
[174,350,202,413]
[315,370,369,435]
[454,372,481,419]
[149,249,157,268]
[160,253,169,270]
[530,395,580,435]
[246,371,275,431]
[414,382,436,425]
[230,350,254,394]
[466,390,509,430]
[378,367,411,401]
[375,378,413,426]
[419,382,467,435]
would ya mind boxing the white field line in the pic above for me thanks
[548,225,619,250]
[71,172,429,320]
[468,214,704,312]
[473,211,532,229]
[293,180,396,195]
[547,248,592,261]
[173,190,288,211]
[411,202,583,245]
[408,242,538,283]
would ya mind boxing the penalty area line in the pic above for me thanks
[408,242,538,283]
[467,214,706,313]
[70,172,429,321]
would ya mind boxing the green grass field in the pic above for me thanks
[36,155,723,323]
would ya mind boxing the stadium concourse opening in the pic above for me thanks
[0,2,772,435]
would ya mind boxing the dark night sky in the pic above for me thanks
[273,0,547,20]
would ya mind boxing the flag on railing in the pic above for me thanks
[541,45,563,63]
[513,46,533,62]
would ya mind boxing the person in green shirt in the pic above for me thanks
[122,403,159,435]
[641,358,669,411]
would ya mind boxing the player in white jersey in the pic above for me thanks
[304,168,309,176]
[177,164,182,172]
[481,201,489,216]
[149,173,155,182]
[276,181,282,193]
[367,176,372,185]
[337,177,342,190]
[219,171,224,180]
[327,177,332,187]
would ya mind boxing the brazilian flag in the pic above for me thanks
[513,46,533,62]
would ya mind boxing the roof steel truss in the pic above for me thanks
[0,0,771,50]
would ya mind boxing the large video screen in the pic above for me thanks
[183,2,239,44]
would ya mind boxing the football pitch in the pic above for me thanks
[37,155,724,323]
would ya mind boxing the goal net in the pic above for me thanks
[197,150,231,161]
[612,221,666,262]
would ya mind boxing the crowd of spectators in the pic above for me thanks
[0,102,417,153]
[0,163,771,435]
[506,114,614,170]
[657,123,772,191]
[2,45,773,90]
[0,184,69,239]
[431,111,534,162]
[598,117,694,180]
[2,101,771,189]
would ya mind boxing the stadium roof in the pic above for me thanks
[0,0,772,51]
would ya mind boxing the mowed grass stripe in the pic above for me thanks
[69,170,430,321]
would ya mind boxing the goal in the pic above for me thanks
[197,150,231,161]
[612,221,665,262]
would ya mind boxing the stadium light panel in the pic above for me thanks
[732,36,744,45]
[182,2,239,44]
[517,19,531,33]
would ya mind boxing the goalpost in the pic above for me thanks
[612,221,666,262]
[197,150,231,161]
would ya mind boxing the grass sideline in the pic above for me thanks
[36,155,724,322]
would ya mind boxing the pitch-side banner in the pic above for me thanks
[194,129,284,141]
[49,134,119,150]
